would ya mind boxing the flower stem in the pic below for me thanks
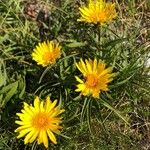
[98,25,101,46]
[97,24,102,50]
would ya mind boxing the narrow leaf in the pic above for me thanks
[2,81,18,108]
[100,99,129,124]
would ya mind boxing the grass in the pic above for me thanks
[0,0,150,149]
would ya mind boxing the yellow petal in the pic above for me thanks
[45,96,52,112]
[38,130,43,144]
[80,59,87,75]
[85,59,92,73]
[47,130,57,144]
[17,127,33,139]
[48,100,57,113]
[34,96,40,112]
[76,84,86,92]
[93,58,97,73]
[99,67,112,76]
[29,130,39,143]
[15,125,31,132]
[51,108,65,117]
[24,105,34,117]
[15,120,29,126]
[24,129,37,144]
[75,76,84,83]
[42,130,49,148]
[40,101,44,112]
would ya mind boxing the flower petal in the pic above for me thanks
[47,130,57,144]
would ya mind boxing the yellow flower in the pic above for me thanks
[75,59,114,98]
[15,96,65,148]
[32,41,61,67]
[78,0,117,24]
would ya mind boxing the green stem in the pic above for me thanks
[94,99,109,135]
[87,98,93,138]
[98,24,102,50]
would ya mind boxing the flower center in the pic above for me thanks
[97,12,106,21]
[32,113,49,129]
[85,74,99,87]
[43,52,54,64]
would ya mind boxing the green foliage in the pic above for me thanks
[0,0,150,149]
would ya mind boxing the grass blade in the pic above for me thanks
[100,99,129,124]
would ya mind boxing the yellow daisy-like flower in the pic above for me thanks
[78,0,117,24]
[15,96,65,148]
[75,59,114,98]
[32,41,61,67]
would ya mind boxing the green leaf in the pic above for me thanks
[111,74,134,88]
[0,60,7,87]
[80,97,88,124]
[39,65,52,83]
[86,99,93,137]
[100,99,129,124]
[104,38,127,48]
[0,82,17,94]
[1,81,18,108]
[18,78,25,98]
[66,41,87,48]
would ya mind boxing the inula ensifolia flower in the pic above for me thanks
[15,96,65,148]
[32,41,61,67]
[78,0,117,25]
[75,58,114,98]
